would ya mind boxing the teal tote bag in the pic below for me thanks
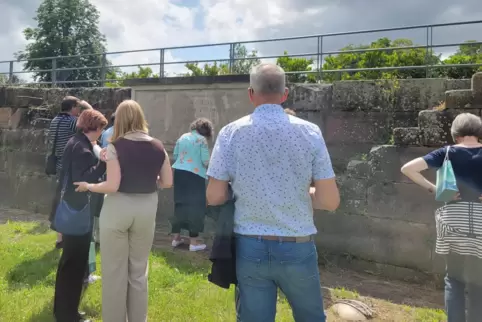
[435,146,459,202]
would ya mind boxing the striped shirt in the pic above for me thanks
[436,202,482,259]
[48,113,77,172]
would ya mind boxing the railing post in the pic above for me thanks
[317,36,323,82]
[8,61,14,84]
[159,49,165,78]
[100,53,107,87]
[229,43,235,74]
[51,58,57,87]
[425,26,430,78]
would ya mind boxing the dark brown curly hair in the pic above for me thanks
[190,118,214,139]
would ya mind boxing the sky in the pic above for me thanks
[0,0,481,81]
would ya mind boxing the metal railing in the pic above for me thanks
[1,20,482,86]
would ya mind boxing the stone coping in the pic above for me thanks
[124,74,250,86]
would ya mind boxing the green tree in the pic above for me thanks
[183,44,259,76]
[15,0,108,87]
[105,66,158,87]
[439,41,482,79]
[322,37,441,82]
[276,51,316,83]
[0,74,23,85]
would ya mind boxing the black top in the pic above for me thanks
[113,138,165,194]
[60,133,106,210]
[424,146,482,202]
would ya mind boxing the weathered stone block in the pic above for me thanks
[16,96,44,107]
[0,129,49,153]
[472,72,482,100]
[314,212,435,272]
[12,174,56,213]
[445,89,474,109]
[285,84,332,111]
[338,176,368,201]
[393,127,421,146]
[324,112,391,145]
[0,108,30,129]
[366,182,440,224]
[332,80,384,111]
[2,150,46,176]
[418,109,481,146]
[445,79,471,91]
[346,160,371,178]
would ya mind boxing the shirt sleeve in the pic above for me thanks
[106,143,118,161]
[207,126,231,181]
[200,137,210,167]
[423,147,447,169]
[312,126,335,181]
[70,117,77,134]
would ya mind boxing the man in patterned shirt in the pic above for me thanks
[207,63,340,321]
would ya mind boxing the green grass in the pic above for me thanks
[0,221,447,322]
[0,221,296,322]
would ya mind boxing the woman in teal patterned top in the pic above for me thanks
[171,118,213,252]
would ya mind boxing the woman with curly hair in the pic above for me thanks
[171,118,214,251]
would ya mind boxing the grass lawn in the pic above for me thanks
[0,220,447,321]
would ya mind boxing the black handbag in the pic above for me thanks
[45,116,63,175]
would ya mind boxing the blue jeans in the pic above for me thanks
[235,235,325,322]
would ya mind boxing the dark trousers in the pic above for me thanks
[53,232,91,321]
[171,221,199,238]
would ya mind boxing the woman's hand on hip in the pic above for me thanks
[74,182,89,192]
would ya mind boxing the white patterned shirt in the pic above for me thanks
[207,104,335,236]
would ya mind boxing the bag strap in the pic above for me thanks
[444,146,451,161]
[59,142,90,203]
[51,115,66,156]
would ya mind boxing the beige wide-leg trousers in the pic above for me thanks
[99,192,158,322]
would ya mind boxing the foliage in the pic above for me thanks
[15,0,109,87]
[438,41,482,79]
[322,38,441,82]
[276,51,317,83]
[105,66,158,87]
[0,74,23,85]
[184,62,229,76]
[183,44,259,76]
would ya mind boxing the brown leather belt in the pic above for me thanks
[242,235,313,243]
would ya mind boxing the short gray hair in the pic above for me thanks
[250,63,286,95]
[451,113,482,141]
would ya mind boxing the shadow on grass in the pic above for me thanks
[26,223,51,235]
[27,301,53,322]
[7,248,60,290]
[153,248,210,275]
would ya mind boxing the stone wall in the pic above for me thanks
[0,74,479,278]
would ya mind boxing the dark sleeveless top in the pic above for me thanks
[113,138,165,193]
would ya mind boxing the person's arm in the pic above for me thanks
[74,144,120,193]
[310,128,340,211]
[79,100,93,110]
[206,127,230,205]
[71,143,106,183]
[401,147,445,193]
[200,137,210,168]
[158,150,173,189]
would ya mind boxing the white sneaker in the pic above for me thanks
[172,239,184,247]
[189,244,207,252]
[85,274,101,284]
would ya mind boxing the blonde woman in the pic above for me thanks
[74,100,173,322]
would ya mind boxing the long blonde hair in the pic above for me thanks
[111,100,149,141]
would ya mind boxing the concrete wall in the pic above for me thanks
[0,76,474,277]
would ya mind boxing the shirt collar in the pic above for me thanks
[252,104,284,116]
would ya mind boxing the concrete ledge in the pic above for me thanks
[124,75,251,87]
